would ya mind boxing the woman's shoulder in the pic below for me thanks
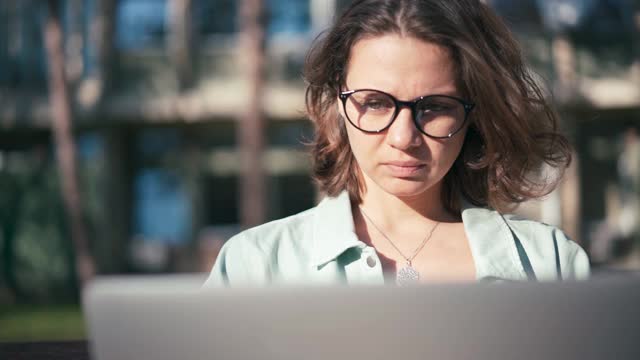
[466,208,590,280]
[501,213,587,263]
[202,206,320,287]
[234,206,317,249]
[202,192,357,287]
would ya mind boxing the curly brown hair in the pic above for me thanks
[304,0,571,214]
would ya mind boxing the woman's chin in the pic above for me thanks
[375,178,439,199]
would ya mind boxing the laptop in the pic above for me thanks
[83,273,640,360]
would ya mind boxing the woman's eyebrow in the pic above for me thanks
[343,86,461,99]
[411,89,460,100]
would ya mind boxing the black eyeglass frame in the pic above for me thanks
[338,89,475,139]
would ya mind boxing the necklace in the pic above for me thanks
[359,207,440,286]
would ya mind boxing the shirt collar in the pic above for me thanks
[310,191,528,281]
[310,191,364,268]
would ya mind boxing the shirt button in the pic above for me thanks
[366,256,377,268]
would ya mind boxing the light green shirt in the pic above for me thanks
[203,191,590,287]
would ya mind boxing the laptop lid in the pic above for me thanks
[84,274,640,360]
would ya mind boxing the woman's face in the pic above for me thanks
[342,34,467,200]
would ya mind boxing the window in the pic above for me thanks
[267,0,310,36]
[195,0,237,36]
[115,0,167,49]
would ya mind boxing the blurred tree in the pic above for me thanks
[168,0,195,90]
[0,170,22,299]
[238,0,267,227]
[91,0,116,102]
[551,33,577,100]
[634,1,640,79]
[0,146,79,302]
[44,0,96,289]
[13,157,77,302]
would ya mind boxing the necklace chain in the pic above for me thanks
[359,207,440,265]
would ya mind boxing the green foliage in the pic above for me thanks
[0,150,77,303]
[0,134,118,304]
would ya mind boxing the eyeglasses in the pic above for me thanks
[339,89,475,139]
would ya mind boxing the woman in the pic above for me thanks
[204,0,589,287]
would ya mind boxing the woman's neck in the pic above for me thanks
[357,181,458,234]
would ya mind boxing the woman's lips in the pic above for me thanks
[383,162,426,177]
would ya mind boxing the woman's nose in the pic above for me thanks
[386,107,421,150]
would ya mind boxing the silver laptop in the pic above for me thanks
[84,273,640,360]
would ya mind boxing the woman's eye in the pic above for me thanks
[423,104,451,112]
[364,99,392,110]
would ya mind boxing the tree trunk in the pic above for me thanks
[91,0,116,102]
[167,0,195,90]
[551,33,576,102]
[238,0,267,228]
[44,0,95,289]
[632,1,640,83]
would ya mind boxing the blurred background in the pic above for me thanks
[0,0,638,342]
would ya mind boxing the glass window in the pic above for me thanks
[115,0,239,49]
[115,0,167,50]
[267,0,310,36]
[0,1,47,87]
[195,0,237,36]
[133,168,191,245]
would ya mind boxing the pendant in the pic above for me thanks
[396,262,420,286]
